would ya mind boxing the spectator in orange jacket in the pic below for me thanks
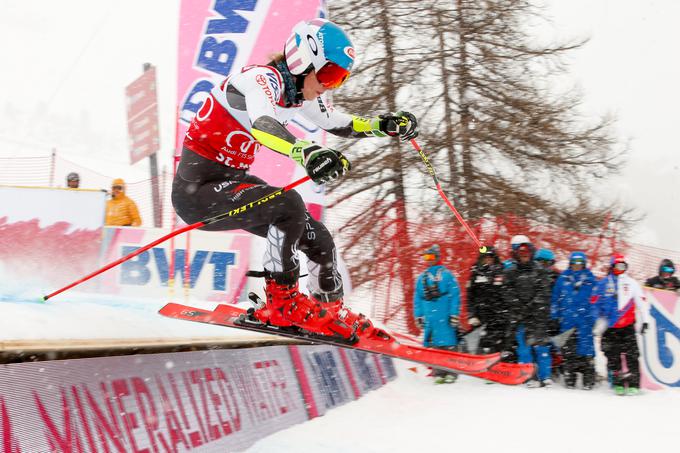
[105,178,141,227]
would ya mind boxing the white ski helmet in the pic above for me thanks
[284,18,355,88]
[510,234,530,249]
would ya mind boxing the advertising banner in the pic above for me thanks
[290,345,397,418]
[0,186,106,291]
[641,287,680,389]
[0,345,395,452]
[98,227,252,303]
[125,65,160,165]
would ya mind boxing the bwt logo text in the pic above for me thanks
[120,246,236,290]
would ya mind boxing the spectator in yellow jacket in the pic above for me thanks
[105,178,142,227]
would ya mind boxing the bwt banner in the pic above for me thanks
[98,227,252,302]
[641,287,680,389]
[175,0,328,219]
[0,345,396,452]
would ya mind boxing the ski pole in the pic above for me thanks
[43,175,311,301]
[409,138,486,252]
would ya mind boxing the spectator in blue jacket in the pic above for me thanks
[551,251,596,389]
[414,244,461,384]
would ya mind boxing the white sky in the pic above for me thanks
[0,0,678,250]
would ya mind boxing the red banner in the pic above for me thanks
[126,66,160,164]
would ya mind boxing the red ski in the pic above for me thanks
[159,302,501,375]
[392,332,535,385]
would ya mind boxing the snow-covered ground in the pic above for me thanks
[2,292,678,453]
[248,359,680,453]
[0,290,259,341]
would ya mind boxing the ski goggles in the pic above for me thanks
[512,242,532,251]
[613,262,627,271]
[111,185,124,190]
[315,62,350,89]
[661,265,675,274]
[570,259,586,265]
[422,253,437,261]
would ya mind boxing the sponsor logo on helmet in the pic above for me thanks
[345,46,355,59]
[307,34,319,56]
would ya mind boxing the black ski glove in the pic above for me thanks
[415,317,424,329]
[378,111,419,141]
[640,322,649,335]
[291,140,351,184]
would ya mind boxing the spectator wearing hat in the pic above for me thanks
[592,254,649,396]
[645,259,680,292]
[105,178,142,227]
[66,172,80,189]
[535,248,559,289]
[466,246,508,353]
[551,252,597,389]
[503,238,554,387]
[504,234,531,271]
[413,244,461,384]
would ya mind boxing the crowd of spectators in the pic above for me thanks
[413,235,679,395]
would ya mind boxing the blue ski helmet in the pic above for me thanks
[284,19,355,88]
[535,248,555,263]
[422,244,441,263]
[569,251,587,267]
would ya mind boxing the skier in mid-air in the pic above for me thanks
[172,19,418,340]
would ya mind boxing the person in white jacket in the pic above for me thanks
[591,254,649,395]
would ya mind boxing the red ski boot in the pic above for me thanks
[312,298,378,338]
[251,275,357,340]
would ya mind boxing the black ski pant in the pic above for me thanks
[601,325,640,387]
[171,147,342,298]
[478,320,508,354]
[561,334,595,387]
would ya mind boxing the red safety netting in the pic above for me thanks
[328,205,680,336]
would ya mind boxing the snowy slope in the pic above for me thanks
[2,291,678,453]
[0,291,262,342]
[247,360,680,453]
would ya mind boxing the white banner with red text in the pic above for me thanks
[0,345,396,452]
